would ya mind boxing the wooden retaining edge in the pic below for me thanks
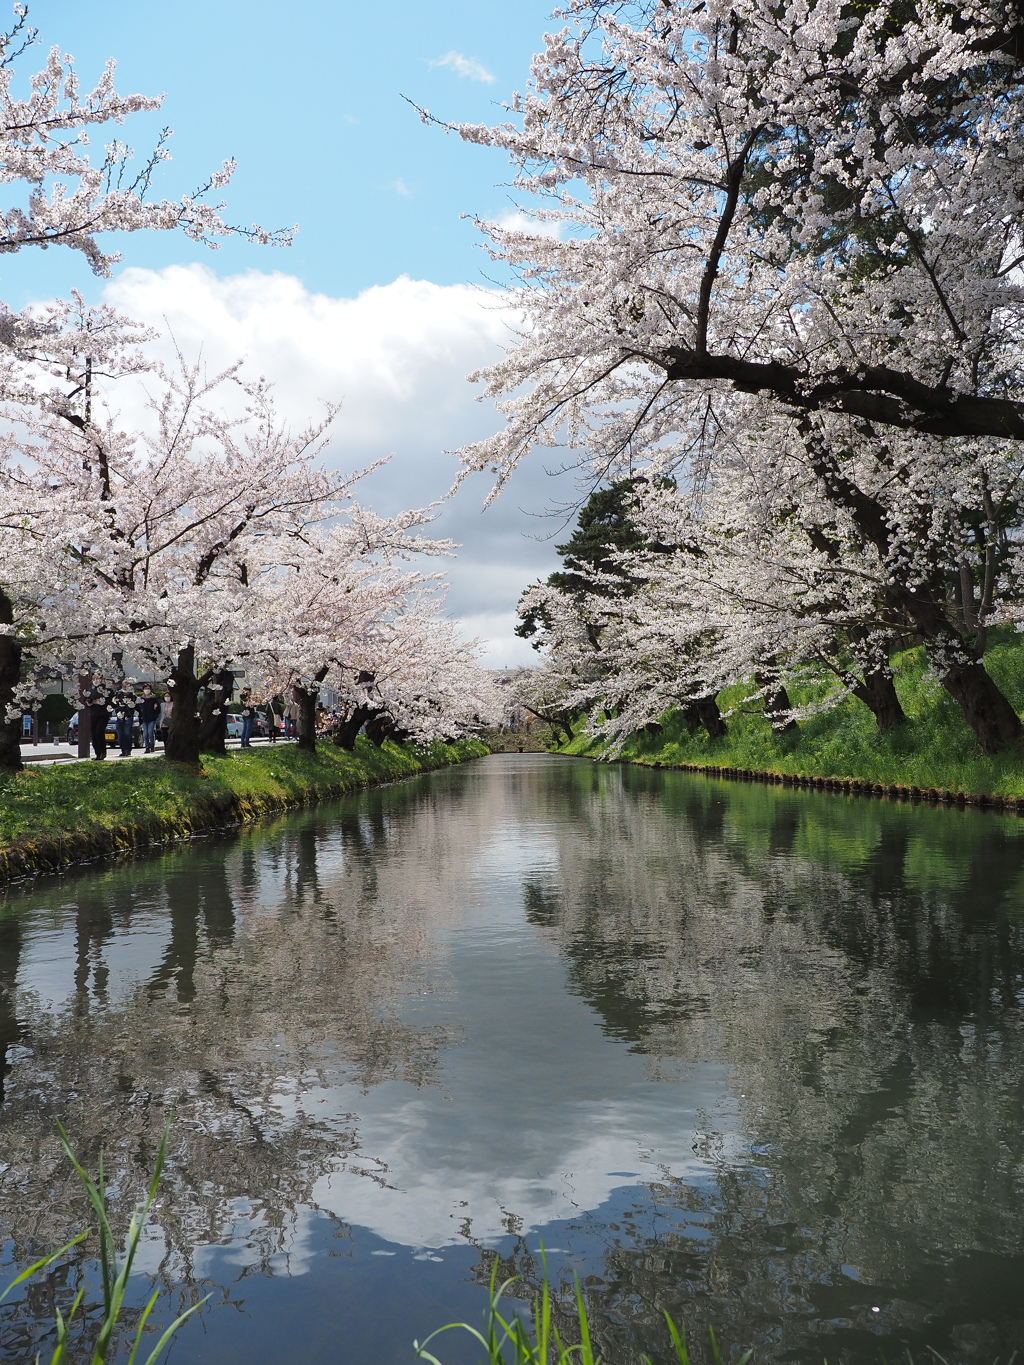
[0,748,483,885]
[600,756,1023,813]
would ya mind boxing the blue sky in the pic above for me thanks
[21,0,576,664]
[14,0,556,306]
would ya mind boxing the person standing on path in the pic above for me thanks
[137,685,161,753]
[239,690,256,748]
[265,697,280,743]
[88,689,110,761]
[157,692,173,745]
[111,684,137,758]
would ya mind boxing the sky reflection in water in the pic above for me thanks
[1,753,1023,1364]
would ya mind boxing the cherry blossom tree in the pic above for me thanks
[260,594,498,753]
[243,513,466,752]
[513,581,611,743]
[4,302,495,766]
[0,8,288,276]
[0,8,288,770]
[353,609,497,743]
[438,0,1024,751]
[9,345,364,765]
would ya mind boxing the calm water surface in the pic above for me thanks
[1,753,1023,1363]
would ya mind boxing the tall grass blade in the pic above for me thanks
[664,1314,690,1365]
[1,1120,200,1365]
[573,1273,597,1365]
[124,1289,161,1365]
[46,1287,84,1365]
[55,1122,115,1312]
[0,1233,87,1304]
[137,1295,211,1365]
[412,1261,764,1365]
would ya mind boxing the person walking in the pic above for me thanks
[265,696,280,743]
[137,684,161,753]
[239,690,256,749]
[88,688,110,760]
[157,691,173,745]
[111,683,137,758]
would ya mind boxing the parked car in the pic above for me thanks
[225,711,268,739]
[65,713,142,747]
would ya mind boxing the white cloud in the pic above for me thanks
[313,1102,710,1248]
[459,611,543,667]
[430,50,496,83]
[392,177,413,197]
[303,885,735,1251]
[99,264,564,663]
[496,211,563,240]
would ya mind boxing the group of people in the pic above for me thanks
[79,682,290,759]
[81,683,171,760]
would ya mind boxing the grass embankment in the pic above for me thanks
[0,737,488,880]
[562,634,1024,802]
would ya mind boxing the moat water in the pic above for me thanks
[1,753,1023,1364]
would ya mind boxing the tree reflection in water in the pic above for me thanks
[497,763,1024,1364]
[0,779,467,1360]
[0,911,21,1105]
[0,757,1021,1364]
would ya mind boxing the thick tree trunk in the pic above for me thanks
[0,589,22,773]
[939,659,1023,753]
[765,686,798,732]
[164,645,202,765]
[756,671,797,732]
[332,703,373,751]
[799,426,1023,749]
[293,667,328,754]
[852,669,907,732]
[696,696,727,738]
[521,703,573,745]
[364,712,396,747]
[901,597,1024,751]
[198,667,236,755]
[294,686,319,753]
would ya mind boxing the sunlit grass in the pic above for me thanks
[562,635,1024,796]
[0,737,488,857]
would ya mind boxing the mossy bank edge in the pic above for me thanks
[0,738,489,882]
[558,641,1024,813]
[572,752,1024,812]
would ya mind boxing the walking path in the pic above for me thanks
[21,736,297,768]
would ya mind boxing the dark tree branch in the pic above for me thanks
[658,347,1024,439]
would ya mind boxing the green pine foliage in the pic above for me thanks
[517,478,668,646]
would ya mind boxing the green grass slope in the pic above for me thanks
[562,634,1024,797]
[0,737,488,878]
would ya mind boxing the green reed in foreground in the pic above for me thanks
[0,1123,206,1365]
[415,1256,753,1365]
